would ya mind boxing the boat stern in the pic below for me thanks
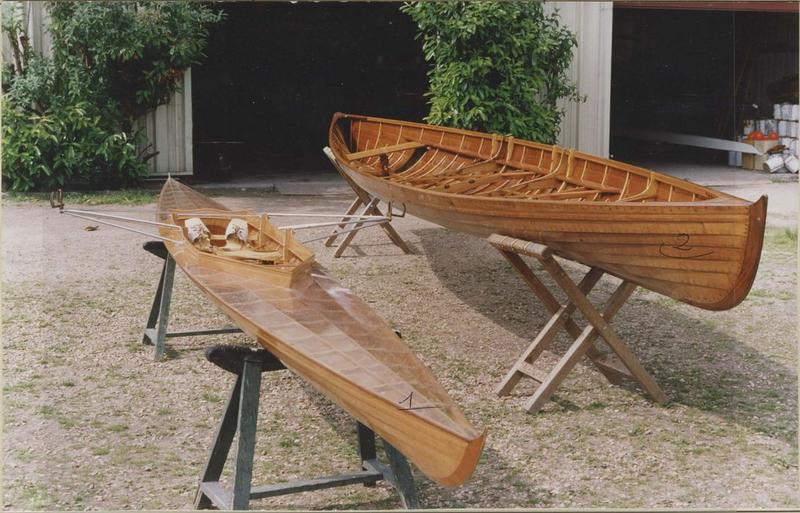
[434,429,488,487]
[701,195,768,311]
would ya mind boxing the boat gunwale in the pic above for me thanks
[329,112,754,208]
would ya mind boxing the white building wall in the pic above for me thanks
[545,2,614,157]
[135,70,194,176]
[26,1,53,57]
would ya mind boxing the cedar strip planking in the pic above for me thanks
[156,178,485,487]
[329,113,767,311]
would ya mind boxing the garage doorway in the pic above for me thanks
[191,2,427,180]
[610,6,799,166]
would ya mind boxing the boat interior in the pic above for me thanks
[170,209,312,266]
[331,116,725,204]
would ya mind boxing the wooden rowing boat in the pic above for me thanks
[155,178,485,486]
[328,113,767,311]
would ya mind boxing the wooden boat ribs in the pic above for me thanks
[329,113,767,311]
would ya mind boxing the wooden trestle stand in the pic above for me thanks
[322,147,412,258]
[195,345,419,510]
[488,234,668,413]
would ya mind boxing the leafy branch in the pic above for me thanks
[401,1,583,144]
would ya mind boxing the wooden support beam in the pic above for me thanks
[540,258,668,405]
[325,198,363,247]
[488,233,667,413]
[523,279,638,413]
[142,241,243,361]
[494,247,634,384]
[323,147,412,258]
[345,141,426,161]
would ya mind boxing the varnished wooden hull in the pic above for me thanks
[157,179,485,486]
[329,114,767,311]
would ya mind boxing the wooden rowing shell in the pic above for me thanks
[328,113,767,311]
[156,178,485,487]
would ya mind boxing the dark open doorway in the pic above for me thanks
[610,7,798,165]
[191,2,427,180]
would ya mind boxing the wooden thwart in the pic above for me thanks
[488,234,667,413]
[323,147,412,258]
[345,141,426,161]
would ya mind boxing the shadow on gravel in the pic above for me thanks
[298,379,511,510]
[415,227,798,445]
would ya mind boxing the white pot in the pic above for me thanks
[784,154,800,174]
[763,154,785,173]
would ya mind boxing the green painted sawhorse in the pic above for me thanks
[142,241,244,361]
[194,345,420,510]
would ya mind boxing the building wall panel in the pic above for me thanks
[546,2,614,157]
[135,69,194,176]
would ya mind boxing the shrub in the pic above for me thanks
[2,1,223,191]
[48,2,223,123]
[401,1,582,143]
[2,98,146,191]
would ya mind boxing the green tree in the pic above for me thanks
[2,2,223,191]
[401,1,582,143]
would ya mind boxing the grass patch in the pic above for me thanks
[4,189,157,206]
[108,423,129,433]
[749,288,794,301]
[37,404,78,429]
[110,446,133,466]
[628,425,646,436]
[14,447,34,463]
[4,381,35,393]
[279,437,300,449]
[38,405,56,416]
[92,446,111,456]
[202,392,223,404]
[20,482,52,509]
[764,227,798,252]
[57,415,77,429]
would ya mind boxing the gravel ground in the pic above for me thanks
[2,191,797,510]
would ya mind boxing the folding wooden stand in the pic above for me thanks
[195,345,419,510]
[488,234,668,414]
[142,241,243,361]
[322,147,412,257]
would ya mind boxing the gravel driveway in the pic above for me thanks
[2,192,797,509]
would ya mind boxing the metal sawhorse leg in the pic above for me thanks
[141,241,243,361]
[194,345,419,510]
